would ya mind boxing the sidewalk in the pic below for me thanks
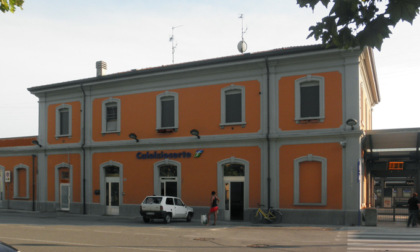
[0,207,412,230]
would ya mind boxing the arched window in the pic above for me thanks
[293,154,327,206]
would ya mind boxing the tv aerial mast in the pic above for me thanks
[169,25,182,64]
[237,14,248,53]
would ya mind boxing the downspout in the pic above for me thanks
[80,84,87,214]
[265,58,271,208]
[32,154,36,211]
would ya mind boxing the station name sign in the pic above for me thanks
[136,150,203,160]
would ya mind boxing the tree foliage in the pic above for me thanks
[0,0,24,13]
[297,0,420,50]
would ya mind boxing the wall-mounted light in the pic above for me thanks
[129,133,139,142]
[346,118,358,130]
[190,129,200,139]
[32,140,42,148]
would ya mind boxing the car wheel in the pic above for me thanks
[186,213,193,222]
[164,213,171,224]
[143,216,151,223]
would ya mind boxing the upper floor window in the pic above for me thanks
[156,91,178,131]
[294,75,325,123]
[220,85,246,128]
[55,104,72,138]
[102,98,121,134]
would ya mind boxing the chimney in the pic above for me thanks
[96,61,107,77]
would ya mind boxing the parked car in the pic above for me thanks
[139,196,194,224]
[0,241,20,252]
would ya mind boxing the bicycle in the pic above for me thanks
[251,204,282,224]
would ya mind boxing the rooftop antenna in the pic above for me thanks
[169,25,182,64]
[237,14,248,53]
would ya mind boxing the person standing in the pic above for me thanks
[207,191,220,226]
[407,192,420,227]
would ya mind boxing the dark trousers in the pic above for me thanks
[407,209,419,227]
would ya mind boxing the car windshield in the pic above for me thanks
[144,197,162,204]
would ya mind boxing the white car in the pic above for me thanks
[139,196,194,224]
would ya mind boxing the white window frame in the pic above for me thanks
[101,98,121,134]
[54,162,73,204]
[220,85,246,128]
[156,91,178,131]
[294,75,325,123]
[293,154,327,206]
[13,164,30,199]
[55,104,72,138]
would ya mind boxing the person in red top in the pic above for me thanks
[407,192,420,227]
[207,191,220,226]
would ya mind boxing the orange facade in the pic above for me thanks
[279,143,343,209]
[91,146,261,207]
[91,80,261,142]
[278,72,342,130]
[47,101,81,145]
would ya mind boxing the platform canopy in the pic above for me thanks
[363,128,420,161]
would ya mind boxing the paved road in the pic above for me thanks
[0,210,418,251]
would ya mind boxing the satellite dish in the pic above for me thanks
[237,40,247,53]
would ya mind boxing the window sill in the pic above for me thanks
[219,122,247,129]
[294,202,326,206]
[13,196,30,200]
[156,128,177,133]
[101,131,120,136]
[295,118,324,124]
[55,134,72,139]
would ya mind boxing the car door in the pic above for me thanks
[174,198,187,218]
[165,197,175,216]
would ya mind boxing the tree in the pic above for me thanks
[0,0,24,13]
[297,0,420,50]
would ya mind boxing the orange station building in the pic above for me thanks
[0,45,379,225]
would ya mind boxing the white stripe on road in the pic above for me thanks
[0,236,175,252]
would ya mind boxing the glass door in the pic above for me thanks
[160,177,177,196]
[224,177,244,221]
[60,183,70,211]
[105,177,119,215]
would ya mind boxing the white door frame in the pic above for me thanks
[105,177,120,215]
[60,183,70,211]
[223,176,244,221]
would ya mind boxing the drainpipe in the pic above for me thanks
[81,84,87,214]
[265,58,271,208]
[32,154,36,211]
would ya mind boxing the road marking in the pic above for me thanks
[0,236,175,252]
[134,232,167,236]
[347,230,420,251]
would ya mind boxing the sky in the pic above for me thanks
[1,1,419,138]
